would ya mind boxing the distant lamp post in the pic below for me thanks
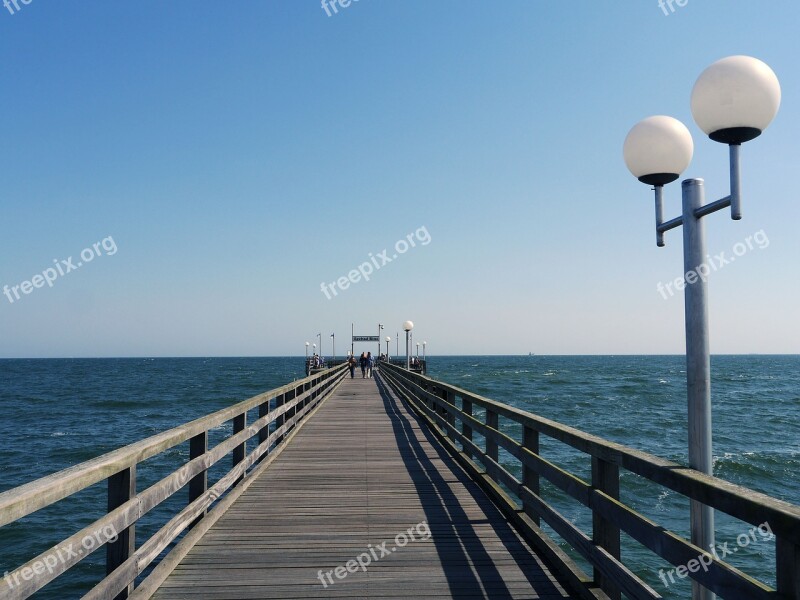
[305,342,310,359]
[312,343,316,357]
[416,342,420,358]
[385,336,391,361]
[378,323,384,357]
[396,333,399,358]
[624,55,780,600]
[423,341,427,361]
[317,333,322,357]
[330,333,335,364]
[403,321,414,369]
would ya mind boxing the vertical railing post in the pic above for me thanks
[286,385,297,430]
[522,425,540,525]
[300,379,308,418]
[307,377,315,412]
[430,384,440,430]
[257,400,270,462]
[462,398,473,459]
[292,382,302,423]
[274,392,285,445]
[188,432,208,527]
[486,409,499,463]
[233,413,246,484]
[441,388,456,442]
[107,466,136,600]
[777,537,800,599]
[591,456,621,600]
[311,378,322,404]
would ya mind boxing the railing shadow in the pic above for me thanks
[374,373,568,599]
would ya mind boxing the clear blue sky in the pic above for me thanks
[1,1,798,357]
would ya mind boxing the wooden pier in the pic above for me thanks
[1,362,799,599]
[151,375,575,599]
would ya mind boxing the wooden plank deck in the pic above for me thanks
[151,372,580,599]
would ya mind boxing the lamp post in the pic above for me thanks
[317,333,321,358]
[330,333,335,364]
[378,324,384,357]
[396,333,399,357]
[305,342,310,359]
[423,341,426,361]
[403,321,414,369]
[385,336,391,361]
[624,55,780,600]
[416,342,420,358]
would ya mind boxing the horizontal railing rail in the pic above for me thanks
[0,363,348,600]
[380,362,800,600]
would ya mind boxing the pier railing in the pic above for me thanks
[0,363,348,600]
[380,362,800,600]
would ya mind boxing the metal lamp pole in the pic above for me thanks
[331,333,335,364]
[386,336,391,361]
[624,56,781,600]
[305,342,310,359]
[423,341,426,361]
[403,321,414,369]
[378,324,384,357]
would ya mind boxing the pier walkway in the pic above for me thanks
[151,375,577,599]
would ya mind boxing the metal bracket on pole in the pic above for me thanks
[653,144,743,247]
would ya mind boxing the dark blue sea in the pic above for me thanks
[1,355,798,598]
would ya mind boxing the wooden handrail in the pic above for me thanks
[381,362,800,600]
[0,364,348,600]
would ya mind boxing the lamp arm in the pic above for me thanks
[654,185,684,247]
[694,144,742,219]
[729,143,742,220]
[653,144,744,247]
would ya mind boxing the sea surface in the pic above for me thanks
[1,355,798,598]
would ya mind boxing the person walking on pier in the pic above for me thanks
[347,354,357,378]
[366,352,374,378]
[359,352,368,378]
